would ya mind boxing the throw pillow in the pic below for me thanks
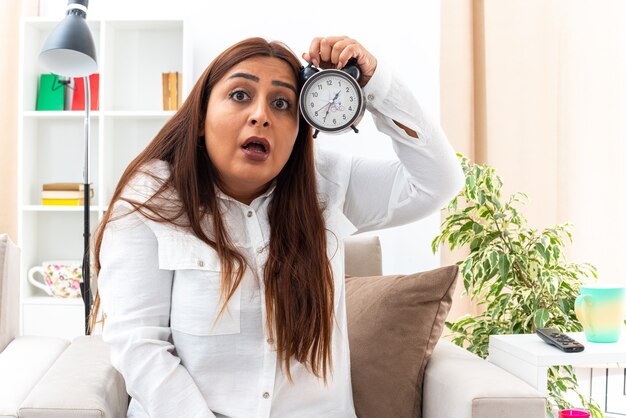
[345,265,459,418]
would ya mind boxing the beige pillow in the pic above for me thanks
[346,265,459,418]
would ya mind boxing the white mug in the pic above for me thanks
[28,260,83,298]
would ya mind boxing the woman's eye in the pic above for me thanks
[229,90,249,102]
[274,98,290,110]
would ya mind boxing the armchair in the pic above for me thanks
[0,233,546,417]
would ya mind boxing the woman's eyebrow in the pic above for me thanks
[229,72,297,95]
[272,80,297,95]
[229,72,259,82]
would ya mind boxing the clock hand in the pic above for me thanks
[324,91,342,121]
[323,104,331,122]
[315,102,331,113]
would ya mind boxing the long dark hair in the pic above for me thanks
[89,37,335,383]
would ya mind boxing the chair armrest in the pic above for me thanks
[423,339,546,418]
[0,336,69,417]
[19,335,128,418]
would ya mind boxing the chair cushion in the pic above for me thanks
[19,335,128,418]
[346,265,459,418]
[0,336,70,418]
[344,235,383,277]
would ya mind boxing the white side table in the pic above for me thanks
[488,332,626,395]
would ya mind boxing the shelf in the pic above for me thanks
[22,205,101,212]
[23,296,84,306]
[21,117,100,205]
[23,111,101,119]
[22,111,176,119]
[103,110,176,119]
[104,21,184,111]
[19,17,189,339]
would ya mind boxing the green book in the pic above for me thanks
[36,74,65,111]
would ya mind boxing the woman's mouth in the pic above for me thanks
[241,137,270,162]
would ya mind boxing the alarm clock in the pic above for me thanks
[299,58,366,138]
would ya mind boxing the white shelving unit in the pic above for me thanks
[17,18,192,339]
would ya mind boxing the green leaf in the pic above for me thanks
[467,174,476,189]
[470,238,481,252]
[448,231,461,250]
[459,221,474,234]
[478,190,486,205]
[536,243,549,263]
[552,245,561,262]
[486,194,502,209]
[534,308,550,329]
[557,297,572,316]
[489,252,498,269]
[499,254,510,281]
[431,236,440,254]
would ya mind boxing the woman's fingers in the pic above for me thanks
[307,36,349,68]
[331,38,353,67]
[305,36,378,86]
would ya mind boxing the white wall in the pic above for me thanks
[40,0,444,275]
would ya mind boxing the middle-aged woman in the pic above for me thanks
[92,35,465,418]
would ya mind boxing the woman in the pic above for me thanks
[91,36,464,418]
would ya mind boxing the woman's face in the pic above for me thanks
[204,56,299,205]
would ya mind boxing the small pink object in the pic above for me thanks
[559,410,590,418]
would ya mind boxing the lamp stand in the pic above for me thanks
[80,75,92,335]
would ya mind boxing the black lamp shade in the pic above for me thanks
[39,13,97,77]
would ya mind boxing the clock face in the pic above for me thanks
[300,69,364,132]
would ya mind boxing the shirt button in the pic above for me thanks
[197,260,205,267]
[367,93,375,101]
[267,338,274,344]
[256,246,264,254]
[247,211,253,218]
[262,392,270,399]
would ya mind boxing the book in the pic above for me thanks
[162,72,182,110]
[36,74,66,111]
[162,73,170,110]
[169,72,177,110]
[71,74,100,111]
[42,183,92,191]
[177,72,182,109]
[42,189,94,199]
[42,198,88,206]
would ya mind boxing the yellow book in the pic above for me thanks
[42,189,94,199]
[169,72,177,110]
[42,198,87,206]
[42,182,92,191]
[162,73,171,111]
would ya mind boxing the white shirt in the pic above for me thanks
[99,61,464,418]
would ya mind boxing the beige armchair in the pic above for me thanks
[0,234,126,418]
[0,234,546,418]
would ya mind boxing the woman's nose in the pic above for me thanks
[249,100,270,128]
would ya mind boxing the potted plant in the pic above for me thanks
[432,154,602,417]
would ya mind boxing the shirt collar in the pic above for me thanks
[214,179,277,206]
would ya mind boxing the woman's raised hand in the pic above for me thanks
[303,36,377,87]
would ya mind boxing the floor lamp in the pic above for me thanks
[39,0,97,335]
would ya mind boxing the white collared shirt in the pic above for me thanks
[99,61,464,418]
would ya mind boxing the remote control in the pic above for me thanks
[536,328,584,353]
